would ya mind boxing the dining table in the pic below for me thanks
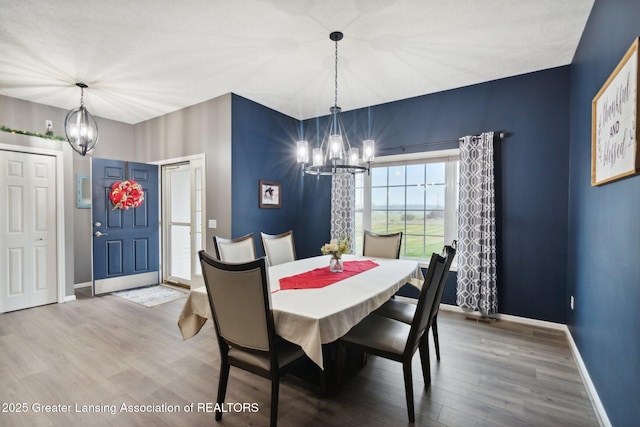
[177,254,423,370]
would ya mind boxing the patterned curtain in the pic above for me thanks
[456,132,498,315]
[330,174,355,253]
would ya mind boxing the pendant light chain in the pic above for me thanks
[334,38,339,108]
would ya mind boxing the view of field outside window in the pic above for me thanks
[355,159,458,259]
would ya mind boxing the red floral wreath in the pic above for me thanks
[109,180,144,210]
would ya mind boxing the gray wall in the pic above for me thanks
[133,93,232,256]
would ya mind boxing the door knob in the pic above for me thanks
[94,231,109,237]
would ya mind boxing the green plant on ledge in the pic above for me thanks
[1,125,67,142]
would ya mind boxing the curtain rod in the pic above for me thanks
[377,138,459,152]
[379,131,507,152]
[459,131,507,142]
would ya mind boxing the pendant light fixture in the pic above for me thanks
[297,32,374,175]
[65,82,99,156]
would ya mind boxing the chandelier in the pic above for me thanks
[65,82,99,156]
[297,32,374,176]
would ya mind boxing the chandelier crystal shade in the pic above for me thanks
[297,32,374,176]
[65,83,99,156]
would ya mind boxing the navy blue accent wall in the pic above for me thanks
[568,1,640,425]
[231,94,305,256]
[303,67,571,323]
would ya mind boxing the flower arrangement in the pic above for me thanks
[109,180,144,210]
[321,237,350,259]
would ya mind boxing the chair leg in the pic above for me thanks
[432,314,441,362]
[403,361,415,423]
[418,334,431,389]
[216,361,230,421]
[270,375,279,427]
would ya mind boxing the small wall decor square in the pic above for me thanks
[259,180,281,208]
[592,37,640,186]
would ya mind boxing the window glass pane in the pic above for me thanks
[388,166,405,186]
[355,187,363,210]
[426,211,445,236]
[426,162,445,184]
[406,186,425,209]
[194,167,203,277]
[170,169,190,223]
[388,211,404,233]
[354,229,363,255]
[406,164,425,186]
[371,187,387,208]
[404,211,425,235]
[170,225,191,280]
[405,234,425,258]
[194,232,202,276]
[371,167,387,187]
[425,184,445,210]
[355,211,363,231]
[426,235,444,255]
[387,187,405,209]
[371,211,387,233]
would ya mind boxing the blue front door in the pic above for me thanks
[92,158,159,294]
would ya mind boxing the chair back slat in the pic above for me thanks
[199,252,271,352]
[363,230,402,259]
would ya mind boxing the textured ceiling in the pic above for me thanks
[0,0,594,125]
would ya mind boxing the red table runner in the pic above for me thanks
[278,260,379,291]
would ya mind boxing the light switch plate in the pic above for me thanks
[208,219,217,229]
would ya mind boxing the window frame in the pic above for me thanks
[355,149,459,268]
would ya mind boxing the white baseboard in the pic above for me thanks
[63,295,76,303]
[74,281,92,289]
[439,303,566,330]
[438,303,610,426]
[565,327,612,427]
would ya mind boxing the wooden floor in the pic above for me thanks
[0,288,599,427]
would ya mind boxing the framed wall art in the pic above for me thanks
[592,37,640,186]
[259,180,281,208]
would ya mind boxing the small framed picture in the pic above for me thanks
[259,180,281,209]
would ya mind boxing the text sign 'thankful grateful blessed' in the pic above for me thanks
[592,37,640,186]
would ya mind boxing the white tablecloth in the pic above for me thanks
[178,254,422,369]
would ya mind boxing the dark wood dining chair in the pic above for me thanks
[374,242,457,361]
[362,230,403,259]
[213,233,257,263]
[198,251,306,427]
[338,250,450,423]
[260,230,296,266]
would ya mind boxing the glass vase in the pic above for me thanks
[329,255,343,273]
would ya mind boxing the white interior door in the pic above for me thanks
[162,158,204,288]
[0,150,57,313]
